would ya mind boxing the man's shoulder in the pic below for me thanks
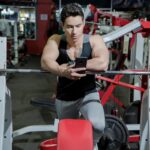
[90,34,102,39]
[48,34,61,41]
[90,34,103,43]
[48,34,63,45]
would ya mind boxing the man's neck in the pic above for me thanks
[67,35,84,49]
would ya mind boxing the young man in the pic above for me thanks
[41,3,109,150]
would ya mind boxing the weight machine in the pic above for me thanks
[0,19,150,150]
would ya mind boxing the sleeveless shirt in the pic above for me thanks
[56,34,96,101]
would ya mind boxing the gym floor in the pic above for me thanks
[7,55,57,150]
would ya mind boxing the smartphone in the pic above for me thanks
[75,57,87,68]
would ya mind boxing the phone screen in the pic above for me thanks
[75,57,87,68]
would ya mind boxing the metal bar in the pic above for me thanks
[0,37,7,150]
[0,69,46,73]
[3,89,12,150]
[100,75,123,105]
[13,119,59,138]
[102,20,142,43]
[88,70,150,75]
[0,69,150,75]
[127,124,140,131]
[96,75,145,92]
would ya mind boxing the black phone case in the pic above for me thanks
[75,57,87,68]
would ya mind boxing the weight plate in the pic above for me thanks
[98,114,129,150]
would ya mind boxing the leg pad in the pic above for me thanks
[57,119,93,150]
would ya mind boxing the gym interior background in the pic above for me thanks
[0,0,150,150]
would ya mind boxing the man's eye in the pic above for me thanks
[67,26,73,29]
[76,25,81,28]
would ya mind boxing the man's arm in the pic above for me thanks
[41,34,86,79]
[87,34,109,71]
[41,34,64,76]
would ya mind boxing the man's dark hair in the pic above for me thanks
[61,3,84,24]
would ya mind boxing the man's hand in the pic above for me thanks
[59,64,86,80]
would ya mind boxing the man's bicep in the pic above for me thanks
[92,35,109,58]
[42,40,59,61]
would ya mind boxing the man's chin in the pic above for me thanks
[72,37,78,42]
[73,39,77,42]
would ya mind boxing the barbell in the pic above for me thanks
[0,68,150,75]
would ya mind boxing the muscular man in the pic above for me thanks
[41,3,109,150]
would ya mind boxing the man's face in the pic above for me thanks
[62,16,84,43]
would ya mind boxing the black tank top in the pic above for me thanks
[56,34,96,101]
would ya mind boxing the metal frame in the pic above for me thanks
[138,37,150,150]
[130,33,145,101]
[0,37,12,150]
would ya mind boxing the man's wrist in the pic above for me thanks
[58,65,67,77]
[58,66,63,76]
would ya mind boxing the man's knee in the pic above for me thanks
[91,118,105,132]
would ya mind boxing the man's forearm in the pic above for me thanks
[41,60,65,76]
[86,58,109,71]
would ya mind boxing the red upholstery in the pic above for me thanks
[57,119,93,150]
[40,138,57,150]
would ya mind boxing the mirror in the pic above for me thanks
[0,4,36,39]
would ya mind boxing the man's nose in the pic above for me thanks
[72,27,77,34]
